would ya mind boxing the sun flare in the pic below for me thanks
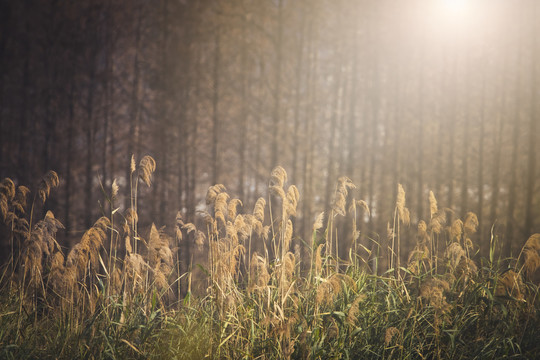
[440,0,470,15]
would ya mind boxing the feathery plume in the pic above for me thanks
[428,191,438,219]
[138,155,156,187]
[356,200,370,217]
[429,209,447,235]
[283,219,293,251]
[396,184,410,225]
[313,212,325,232]
[522,234,540,280]
[111,179,119,199]
[234,215,249,241]
[214,192,230,224]
[253,197,266,223]
[495,270,524,300]
[420,278,451,312]
[283,252,296,282]
[14,185,31,214]
[125,208,138,227]
[130,155,136,173]
[455,257,477,280]
[0,178,15,201]
[248,252,270,293]
[451,219,464,242]
[347,294,365,324]
[262,225,271,242]
[195,230,206,251]
[445,242,466,270]
[270,185,286,200]
[315,244,324,275]
[206,184,226,205]
[285,185,300,217]
[270,166,287,188]
[332,177,356,216]
[332,191,347,216]
[228,198,242,220]
[183,222,197,235]
[463,212,479,236]
[38,170,59,203]
[385,327,399,346]
[417,220,428,240]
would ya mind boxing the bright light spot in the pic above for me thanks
[440,0,469,15]
[427,0,481,38]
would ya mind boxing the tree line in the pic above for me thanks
[0,0,538,268]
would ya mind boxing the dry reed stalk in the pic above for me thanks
[284,185,299,218]
[427,191,446,272]
[495,270,524,300]
[66,217,109,281]
[450,219,464,243]
[253,197,266,223]
[0,179,15,225]
[312,212,325,233]
[407,222,430,276]
[214,192,230,226]
[396,184,410,226]
[248,252,270,294]
[419,278,451,313]
[385,327,400,346]
[454,257,477,280]
[38,171,59,203]
[349,199,370,268]
[279,252,296,303]
[346,294,365,325]
[195,230,206,251]
[22,211,64,290]
[206,184,226,205]
[429,191,438,220]
[270,166,287,188]
[463,212,479,236]
[520,234,540,281]
[445,242,466,269]
[315,273,354,307]
[463,212,478,256]
[332,176,355,217]
[326,177,356,273]
[392,184,410,279]
[314,243,324,276]
[228,198,242,220]
[138,155,156,187]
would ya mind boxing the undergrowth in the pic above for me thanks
[0,157,538,359]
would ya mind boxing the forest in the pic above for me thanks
[0,0,539,358]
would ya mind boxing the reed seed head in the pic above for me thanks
[38,170,59,203]
[138,155,156,187]
[312,212,325,232]
[463,212,479,236]
[270,166,287,188]
[522,234,540,280]
[206,184,226,205]
[253,197,266,223]
[428,191,438,219]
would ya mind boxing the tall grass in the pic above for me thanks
[0,158,538,359]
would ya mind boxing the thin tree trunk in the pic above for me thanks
[211,25,221,185]
[126,4,142,210]
[270,0,283,169]
[524,5,538,236]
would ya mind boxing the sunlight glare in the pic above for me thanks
[440,0,469,16]
[427,0,481,38]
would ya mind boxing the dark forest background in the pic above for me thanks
[0,0,539,268]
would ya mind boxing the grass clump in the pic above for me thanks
[0,158,539,359]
